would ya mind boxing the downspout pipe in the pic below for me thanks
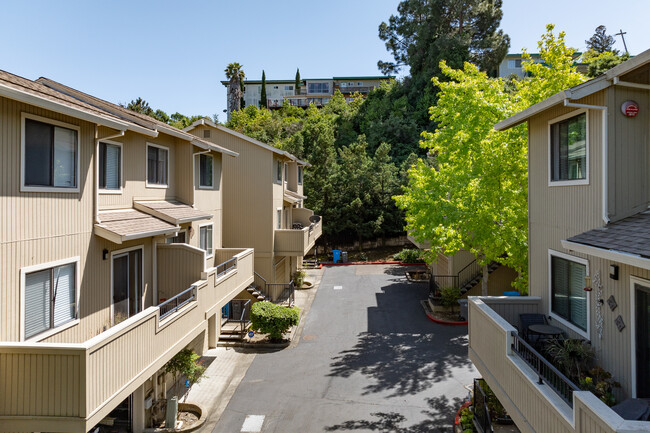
[94,129,126,224]
[563,99,609,224]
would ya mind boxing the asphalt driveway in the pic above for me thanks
[211,265,477,432]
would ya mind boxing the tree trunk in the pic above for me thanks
[482,263,488,296]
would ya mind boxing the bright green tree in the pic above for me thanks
[260,70,267,108]
[395,25,586,293]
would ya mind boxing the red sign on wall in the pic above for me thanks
[621,100,639,117]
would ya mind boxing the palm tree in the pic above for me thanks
[225,63,245,118]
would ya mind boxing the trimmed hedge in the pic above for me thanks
[251,301,300,342]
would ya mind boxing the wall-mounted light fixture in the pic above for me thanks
[609,264,619,280]
[103,249,109,260]
[584,275,593,292]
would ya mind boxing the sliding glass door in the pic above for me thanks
[112,248,143,325]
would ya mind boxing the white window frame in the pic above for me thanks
[146,142,170,188]
[110,245,145,326]
[547,109,589,187]
[20,256,81,341]
[630,275,650,398]
[21,113,81,193]
[276,208,282,230]
[98,139,123,194]
[547,249,590,339]
[199,223,214,259]
[198,153,214,190]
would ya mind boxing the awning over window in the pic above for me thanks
[95,209,180,244]
[283,190,306,205]
[134,200,213,224]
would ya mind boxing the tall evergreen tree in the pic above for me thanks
[260,70,267,108]
[224,62,245,117]
[295,68,301,95]
[586,25,618,54]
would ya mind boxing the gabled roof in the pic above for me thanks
[183,118,311,167]
[0,70,137,132]
[495,47,650,131]
[35,77,238,157]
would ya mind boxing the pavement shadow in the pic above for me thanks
[324,395,464,432]
[328,281,472,397]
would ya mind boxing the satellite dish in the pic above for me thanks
[309,215,321,224]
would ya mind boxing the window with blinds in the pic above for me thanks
[24,262,76,339]
[298,167,303,185]
[551,255,587,331]
[99,142,121,190]
[200,225,213,257]
[24,118,78,189]
[550,112,586,182]
[147,144,169,185]
[199,154,213,188]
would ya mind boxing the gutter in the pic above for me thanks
[563,100,609,224]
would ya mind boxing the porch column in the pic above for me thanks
[132,383,146,433]
[208,313,218,348]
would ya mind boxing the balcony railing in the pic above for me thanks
[216,256,238,278]
[275,215,322,256]
[0,246,255,432]
[468,296,650,433]
[159,285,197,320]
[511,332,579,407]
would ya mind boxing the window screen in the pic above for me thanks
[551,113,586,181]
[24,262,76,339]
[24,118,77,188]
[200,225,213,257]
[551,255,587,331]
[147,145,168,185]
[99,142,121,190]
[199,154,213,187]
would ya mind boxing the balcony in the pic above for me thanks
[336,86,373,94]
[0,245,253,432]
[468,296,650,433]
[275,208,322,256]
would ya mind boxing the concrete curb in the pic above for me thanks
[420,300,468,326]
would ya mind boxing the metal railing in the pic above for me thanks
[254,271,268,296]
[216,257,238,278]
[473,378,493,433]
[429,259,493,297]
[511,332,579,407]
[222,299,251,339]
[458,259,482,288]
[158,285,196,320]
[267,281,295,306]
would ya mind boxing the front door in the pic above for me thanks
[635,283,650,398]
[113,249,143,325]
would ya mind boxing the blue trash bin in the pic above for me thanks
[332,250,342,263]
[503,291,520,296]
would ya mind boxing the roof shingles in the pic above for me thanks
[568,211,650,258]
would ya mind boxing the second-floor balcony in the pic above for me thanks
[468,296,650,433]
[0,245,254,433]
[275,208,322,256]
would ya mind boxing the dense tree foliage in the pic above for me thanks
[582,26,628,78]
[585,25,618,55]
[396,25,585,292]
[226,93,410,244]
[123,98,209,129]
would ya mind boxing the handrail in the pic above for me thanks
[254,271,268,296]
[267,281,295,306]
[457,259,481,288]
[216,256,237,278]
[473,378,493,433]
[158,285,196,320]
[511,332,580,407]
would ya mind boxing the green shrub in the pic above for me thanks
[251,301,300,342]
[440,286,462,309]
[292,270,306,287]
[459,407,475,432]
[164,348,206,399]
[393,248,425,263]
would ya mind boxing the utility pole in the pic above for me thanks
[616,29,629,54]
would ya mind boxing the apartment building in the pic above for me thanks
[0,71,255,432]
[468,51,650,432]
[222,75,393,115]
[184,118,322,300]
[498,53,588,79]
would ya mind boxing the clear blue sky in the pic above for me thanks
[1,0,649,121]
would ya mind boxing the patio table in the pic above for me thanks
[528,324,564,338]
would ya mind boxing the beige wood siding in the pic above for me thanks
[156,244,204,302]
[606,85,650,221]
[528,92,606,314]
[97,131,180,210]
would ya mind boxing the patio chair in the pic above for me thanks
[519,313,548,346]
